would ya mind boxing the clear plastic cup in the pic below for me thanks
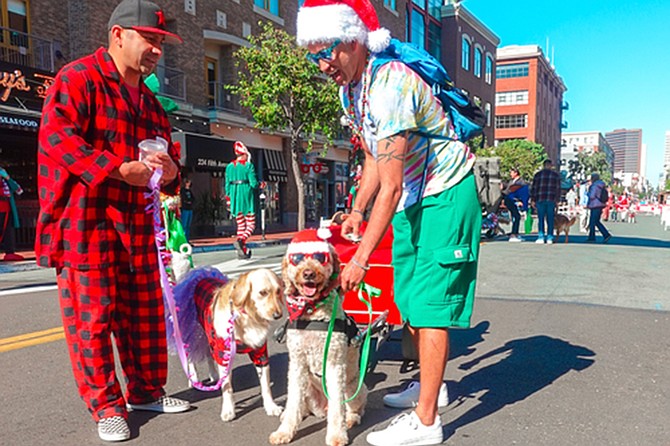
[138,136,168,161]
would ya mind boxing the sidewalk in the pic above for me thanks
[0,230,297,274]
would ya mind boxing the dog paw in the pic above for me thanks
[326,432,348,446]
[345,413,361,428]
[269,431,293,444]
[265,403,283,417]
[220,408,236,422]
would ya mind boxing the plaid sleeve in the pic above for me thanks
[39,68,123,188]
[159,129,182,196]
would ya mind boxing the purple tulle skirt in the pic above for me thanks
[167,267,229,364]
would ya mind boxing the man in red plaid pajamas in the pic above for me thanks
[36,0,189,442]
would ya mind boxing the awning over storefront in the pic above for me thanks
[172,132,235,172]
[263,149,288,182]
[0,110,40,132]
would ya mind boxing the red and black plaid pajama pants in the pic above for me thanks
[57,263,167,421]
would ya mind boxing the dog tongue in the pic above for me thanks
[302,284,318,297]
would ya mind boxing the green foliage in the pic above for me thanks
[227,22,341,151]
[569,151,612,184]
[476,139,546,181]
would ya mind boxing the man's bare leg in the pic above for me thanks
[409,326,449,426]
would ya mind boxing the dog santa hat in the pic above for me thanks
[286,228,332,255]
[234,141,251,161]
[296,0,391,53]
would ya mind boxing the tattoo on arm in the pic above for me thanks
[377,135,405,164]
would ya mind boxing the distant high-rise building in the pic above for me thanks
[604,129,642,175]
[494,45,568,164]
[663,131,670,186]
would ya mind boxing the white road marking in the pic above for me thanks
[0,285,58,297]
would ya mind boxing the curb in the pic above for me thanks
[0,239,292,274]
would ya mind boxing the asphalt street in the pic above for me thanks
[1,215,669,445]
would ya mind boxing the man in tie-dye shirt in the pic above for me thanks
[298,0,482,444]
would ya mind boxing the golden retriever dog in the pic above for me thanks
[554,213,577,243]
[269,230,366,446]
[172,267,284,422]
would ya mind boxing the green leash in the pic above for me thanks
[321,283,381,404]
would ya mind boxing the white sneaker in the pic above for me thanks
[98,416,130,442]
[508,235,523,243]
[535,238,545,244]
[366,411,443,446]
[127,395,190,413]
[383,381,448,409]
[546,238,554,245]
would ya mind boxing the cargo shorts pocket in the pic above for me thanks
[426,244,476,306]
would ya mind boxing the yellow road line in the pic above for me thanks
[0,327,65,353]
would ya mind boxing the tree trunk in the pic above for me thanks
[290,135,305,231]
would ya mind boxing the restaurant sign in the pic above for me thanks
[0,61,54,110]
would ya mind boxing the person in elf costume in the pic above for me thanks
[0,165,24,261]
[225,141,259,259]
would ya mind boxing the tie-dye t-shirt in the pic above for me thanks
[341,59,476,212]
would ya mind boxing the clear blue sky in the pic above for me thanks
[464,0,670,187]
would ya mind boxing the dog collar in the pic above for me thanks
[286,289,337,322]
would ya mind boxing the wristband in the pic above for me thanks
[350,258,370,272]
[352,209,364,218]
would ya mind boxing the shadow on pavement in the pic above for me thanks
[445,334,595,440]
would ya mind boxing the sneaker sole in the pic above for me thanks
[126,403,190,414]
[99,431,131,442]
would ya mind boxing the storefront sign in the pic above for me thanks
[300,162,329,174]
[182,133,235,172]
[0,62,54,110]
[0,112,40,131]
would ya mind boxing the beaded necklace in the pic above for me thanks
[346,55,370,151]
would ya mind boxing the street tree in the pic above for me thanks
[476,139,546,181]
[228,22,342,230]
[569,151,612,184]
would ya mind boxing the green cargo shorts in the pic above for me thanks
[392,172,481,328]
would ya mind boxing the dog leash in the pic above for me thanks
[321,282,381,404]
[148,170,236,392]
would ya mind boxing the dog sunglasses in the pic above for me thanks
[288,252,330,266]
[305,39,342,65]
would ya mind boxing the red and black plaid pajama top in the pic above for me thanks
[36,47,181,421]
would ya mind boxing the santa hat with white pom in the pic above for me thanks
[296,0,391,54]
[286,226,332,256]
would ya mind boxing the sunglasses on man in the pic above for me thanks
[305,39,342,65]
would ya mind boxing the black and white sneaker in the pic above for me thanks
[127,395,191,413]
[98,416,130,442]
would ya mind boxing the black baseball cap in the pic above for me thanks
[108,0,183,44]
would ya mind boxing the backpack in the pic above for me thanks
[370,38,486,142]
[599,184,609,203]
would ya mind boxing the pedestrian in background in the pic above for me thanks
[35,0,189,442]
[225,141,258,259]
[530,159,561,244]
[297,1,481,443]
[180,178,194,241]
[0,164,24,261]
[565,186,578,217]
[578,180,590,232]
[586,173,612,243]
[501,167,529,242]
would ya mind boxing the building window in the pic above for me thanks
[474,46,482,78]
[427,0,441,18]
[485,54,493,84]
[184,0,195,15]
[427,22,440,60]
[495,114,528,129]
[496,62,529,79]
[254,0,279,16]
[205,58,218,107]
[242,21,251,37]
[495,90,529,106]
[461,35,470,71]
[384,0,396,11]
[412,0,426,10]
[216,10,227,28]
[411,10,425,49]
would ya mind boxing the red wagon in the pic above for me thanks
[327,222,402,326]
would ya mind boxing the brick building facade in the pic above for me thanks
[495,44,567,164]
